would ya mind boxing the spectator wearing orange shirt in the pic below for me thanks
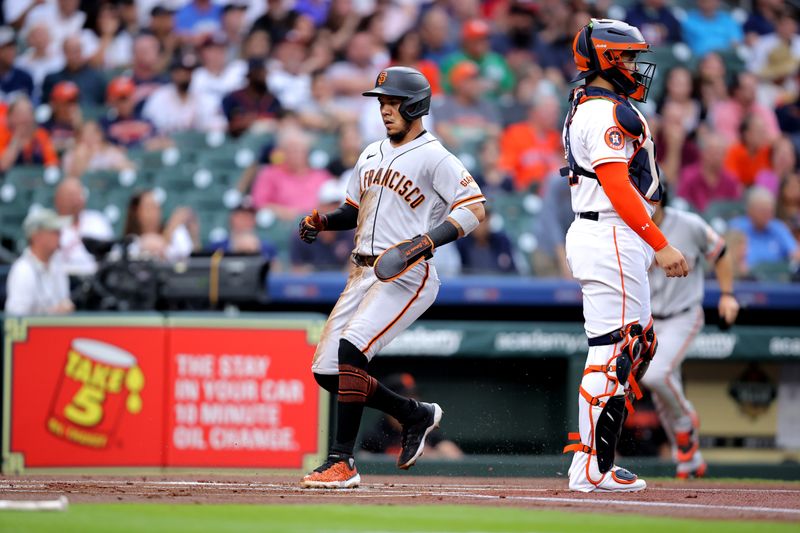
[724,115,773,188]
[0,95,57,172]
[498,94,563,190]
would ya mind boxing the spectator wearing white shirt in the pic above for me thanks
[267,39,311,112]
[5,208,74,316]
[190,32,246,110]
[53,176,114,276]
[142,53,226,134]
[22,0,98,62]
[15,23,64,100]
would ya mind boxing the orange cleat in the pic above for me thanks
[301,454,361,489]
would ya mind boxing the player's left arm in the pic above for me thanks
[298,202,358,243]
[694,215,739,327]
[714,250,739,327]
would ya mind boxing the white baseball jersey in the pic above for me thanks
[564,98,656,217]
[345,131,485,257]
[312,131,484,373]
[649,207,725,317]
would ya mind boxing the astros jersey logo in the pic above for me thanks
[377,71,388,85]
[605,127,624,150]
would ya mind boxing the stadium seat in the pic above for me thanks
[195,210,230,246]
[750,261,793,283]
[703,199,746,222]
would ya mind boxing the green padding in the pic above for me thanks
[358,454,800,480]
[379,321,800,360]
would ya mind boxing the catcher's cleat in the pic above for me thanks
[301,454,360,489]
[677,452,707,480]
[397,402,443,470]
[675,428,699,463]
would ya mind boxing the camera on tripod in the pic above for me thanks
[73,238,270,311]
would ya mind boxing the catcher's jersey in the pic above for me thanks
[346,131,485,257]
[649,207,725,316]
[564,97,655,217]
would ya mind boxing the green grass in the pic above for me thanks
[0,504,795,533]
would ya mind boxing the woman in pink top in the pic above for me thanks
[251,127,334,220]
[678,131,742,213]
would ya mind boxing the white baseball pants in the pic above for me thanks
[312,261,440,374]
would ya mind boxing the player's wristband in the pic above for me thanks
[428,219,459,248]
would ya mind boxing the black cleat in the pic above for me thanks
[397,402,443,470]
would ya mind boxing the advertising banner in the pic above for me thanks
[3,317,167,470]
[2,315,326,473]
[164,318,323,469]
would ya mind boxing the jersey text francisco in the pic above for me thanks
[361,167,425,209]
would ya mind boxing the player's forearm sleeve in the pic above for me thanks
[594,162,668,251]
[324,203,358,231]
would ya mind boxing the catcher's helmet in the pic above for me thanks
[572,18,655,102]
[362,66,432,122]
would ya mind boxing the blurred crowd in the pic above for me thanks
[1,0,800,315]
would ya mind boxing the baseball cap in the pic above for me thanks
[0,26,15,47]
[200,32,228,48]
[449,61,480,85]
[107,76,136,101]
[170,53,198,71]
[51,81,80,103]
[462,19,490,40]
[222,2,248,14]
[150,5,175,17]
[23,208,70,238]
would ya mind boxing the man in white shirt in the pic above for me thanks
[22,0,98,62]
[15,23,64,100]
[5,208,74,316]
[190,32,246,110]
[54,177,114,276]
[142,53,226,134]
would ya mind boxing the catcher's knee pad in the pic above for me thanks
[634,320,657,381]
[595,395,627,474]
[337,339,376,403]
[616,324,643,385]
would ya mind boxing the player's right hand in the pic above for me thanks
[299,209,327,244]
[655,244,689,277]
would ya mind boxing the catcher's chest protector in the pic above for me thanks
[561,86,663,204]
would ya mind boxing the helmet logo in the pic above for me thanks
[377,71,388,85]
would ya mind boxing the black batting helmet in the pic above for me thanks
[362,66,431,122]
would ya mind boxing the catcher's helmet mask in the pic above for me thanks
[572,19,656,102]
[363,66,432,122]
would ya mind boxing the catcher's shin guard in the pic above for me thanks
[565,333,646,492]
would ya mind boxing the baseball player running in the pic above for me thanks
[560,19,689,492]
[644,195,739,479]
[298,66,486,488]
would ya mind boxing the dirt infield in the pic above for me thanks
[1,475,799,522]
